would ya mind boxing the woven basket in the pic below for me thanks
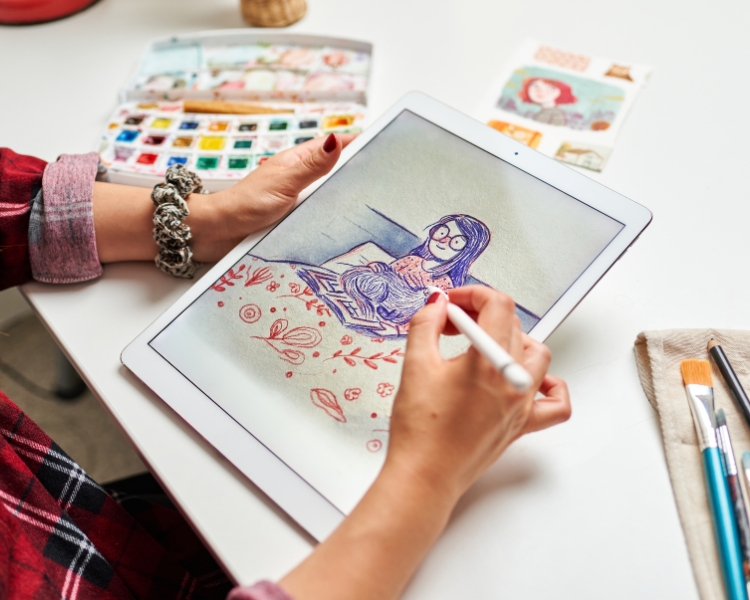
[241,0,306,27]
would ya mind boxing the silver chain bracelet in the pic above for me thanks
[151,164,207,278]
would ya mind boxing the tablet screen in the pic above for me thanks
[150,110,623,511]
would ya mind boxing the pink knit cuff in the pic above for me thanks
[29,152,102,284]
[227,580,295,600]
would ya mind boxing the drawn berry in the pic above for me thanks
[377,382,395,397]
[313,351,320,358]
[239,304,261,324]
[344,388,361,401]
[371,412,377,418]
[340,335,353,345]
[310,388,346,422]
[319,321,326,327]
[286,371,293,378]
[244,265,273,287]
[266,281,280,292]
[366,439,383,452]
[270,307,277,313]
[218,301,224,307]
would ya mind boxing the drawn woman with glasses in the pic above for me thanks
[340,214,491,332]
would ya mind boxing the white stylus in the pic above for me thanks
[426,286,533,392]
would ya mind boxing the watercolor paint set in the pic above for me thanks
[99,31,372,190]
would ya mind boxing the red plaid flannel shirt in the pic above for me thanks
[0,148,46,290]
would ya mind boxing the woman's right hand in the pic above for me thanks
[385,285,571,504]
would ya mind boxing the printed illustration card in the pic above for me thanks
[478,40,652,172]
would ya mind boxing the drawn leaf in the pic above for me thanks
[280,348,305,365]
[344,357,356,366]
[364,360,378,370]
[333,350,342,357]
[382,357,397,364]
[303,287,314,296]
[369,353,383,359]
[350,347,361,356]
[310,388,346,423]
[281,327,322,348]
[269,319,288,338]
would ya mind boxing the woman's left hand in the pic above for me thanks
[190,133,357,262]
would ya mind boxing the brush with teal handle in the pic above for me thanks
[682,360,748,600]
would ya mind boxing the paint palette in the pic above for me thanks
[100,31,372,190]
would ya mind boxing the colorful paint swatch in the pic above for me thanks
[124,115,145,125]
[259,135,289,153]
[167,156,188,166]
[323,115,354,129]
[233,139,253,149]
[199,136,226,151]
[294,136,314,145]
[173,136,194,148]
[269,120,289,131]
[114,147,135,161]
[196,156,219,169]
[238,122,258,132]
[136,153,158,165]
[143,135,166,145]
[228,156,250,169]
[209,121,229,132]
[179,121,199,130]
[116,130,140,143]
[298,120,318,129]
[152,118,172,129]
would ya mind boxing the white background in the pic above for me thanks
[3,0,750,597]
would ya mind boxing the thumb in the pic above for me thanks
[404,291,448,363]
[278,133,343,195]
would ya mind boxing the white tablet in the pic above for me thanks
[122,91,651,541]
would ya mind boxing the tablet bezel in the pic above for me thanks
[121,91,651,541]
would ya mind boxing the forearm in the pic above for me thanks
[92,181,238,264]
[280,461,455,600]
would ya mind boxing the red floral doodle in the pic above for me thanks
[244,265,273,287]
[340,335,353,345]
[372,338,385,343]
[266,281,280,292]
[327,348,405,370]
[239,304,262,324]
[280,284,331,317]
[366,439,383,452]
[251,319,322,365]
[344,388,361,401]
[377,382,395,397]
[310,388,346,422]
[211,264,246,291]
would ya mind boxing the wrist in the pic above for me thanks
[185,190,240,262]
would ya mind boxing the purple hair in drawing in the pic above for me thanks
[341,214,490,327]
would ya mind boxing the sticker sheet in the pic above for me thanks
[478,40,652,172]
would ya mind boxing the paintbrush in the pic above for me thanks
[708,339,750,430]
[682,359,748,600]
[183,100,295,115]
[716,408,750,586]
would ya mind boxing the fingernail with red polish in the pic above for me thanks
[323,133,337,153]
[426,291,442,305]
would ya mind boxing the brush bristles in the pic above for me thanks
[681,359,713,387]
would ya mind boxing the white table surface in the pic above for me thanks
[4,0,750,596]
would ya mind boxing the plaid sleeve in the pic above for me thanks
[227,581,295,600]
[29,152,103,284]
[0,390,232,600]
[0,148,46,290]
